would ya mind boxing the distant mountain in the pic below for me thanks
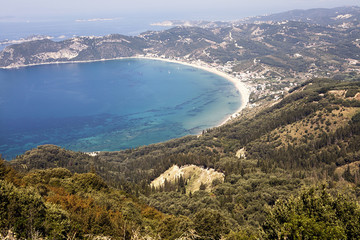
[150,6,360,28]
[243,6,360,26]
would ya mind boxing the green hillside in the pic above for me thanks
[4,74,360,239]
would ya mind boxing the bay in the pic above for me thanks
[0,59,241,159]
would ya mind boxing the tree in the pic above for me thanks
[199,182,207,191]
[43,203,71,239]
[343,166,355,183]
[193,209,230,239]
[158,215,194,239]
[0,158,7,180]
[262,187,360,239]
[0,180,47,239]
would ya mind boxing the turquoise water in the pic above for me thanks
[0,59,241,159]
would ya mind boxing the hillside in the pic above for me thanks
[7,74,360,238]
[0,162,196,239]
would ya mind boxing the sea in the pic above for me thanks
[0,59,242,159]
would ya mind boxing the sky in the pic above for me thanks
[1,0,359,22]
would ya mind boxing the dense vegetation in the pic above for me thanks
[263,186,360,239]
[4,75,359,239]
[0,161,198,239]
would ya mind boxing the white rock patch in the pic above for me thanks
[35,49,80,60]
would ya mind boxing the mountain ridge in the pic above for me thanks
[150,6,360,28]
[242,6,360,25]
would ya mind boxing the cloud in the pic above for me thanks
[75,18,119,22]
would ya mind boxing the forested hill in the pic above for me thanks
[3,74,360,239]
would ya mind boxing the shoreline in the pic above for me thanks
[1,55,250,128]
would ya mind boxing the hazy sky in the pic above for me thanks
[1,0,359,21]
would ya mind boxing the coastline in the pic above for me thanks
[1,55,250,127]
